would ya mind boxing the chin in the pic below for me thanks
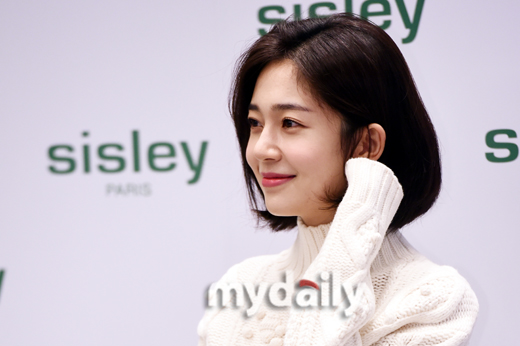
[264,202,297,218]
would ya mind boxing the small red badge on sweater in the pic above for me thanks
[299,279,319,290]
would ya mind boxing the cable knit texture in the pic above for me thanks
[197,158,479,346]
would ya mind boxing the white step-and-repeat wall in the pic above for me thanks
[0,1,518,345]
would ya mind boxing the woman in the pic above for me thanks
[198,13,479,346]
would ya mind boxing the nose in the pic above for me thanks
[251,126,282,162]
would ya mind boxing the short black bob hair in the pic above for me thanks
[230,13,441,232]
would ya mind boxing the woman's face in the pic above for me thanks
[246,59,347,227]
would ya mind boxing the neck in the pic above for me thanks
[299,210,335,227]
[275,217,331,280]
[274,218,420,281]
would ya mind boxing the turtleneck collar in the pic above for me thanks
[370,230,422,273]
[275,217,331,280]
[274,217,420,281]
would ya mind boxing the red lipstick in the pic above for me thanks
[261,172,296,187]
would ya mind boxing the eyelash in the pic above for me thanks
[282,118,300,128]
[248,118,260,128]
[247,118,301,128]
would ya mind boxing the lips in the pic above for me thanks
[261,172,296,187]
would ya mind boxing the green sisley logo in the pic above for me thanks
[47,130,209,184]
[485,129,518,163]
[0,270,4,304]
[257,0,425,43]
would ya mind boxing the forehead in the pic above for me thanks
[250,60,340,122]
[251,60,315,108]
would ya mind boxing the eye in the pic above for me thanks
[282,118,301,128]
[247,117,261,128]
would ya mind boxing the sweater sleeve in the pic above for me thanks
[284,157,404,346]
[368,274,479,346]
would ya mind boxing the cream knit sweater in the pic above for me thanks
[197,158,479,346]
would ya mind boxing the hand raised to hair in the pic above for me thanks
[285,157,404,346]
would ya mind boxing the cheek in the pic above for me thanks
[245,140,256,172]
[321,150,347,193]
[292,143,345,190]
[286,142,340,171]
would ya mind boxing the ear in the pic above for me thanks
[352,123,386,160]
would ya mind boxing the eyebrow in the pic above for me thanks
[248,103,312,112]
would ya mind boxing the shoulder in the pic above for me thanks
[214,251,286,283]
[198,252,283,344]
[385,263,478,325]
[364,238,479,345]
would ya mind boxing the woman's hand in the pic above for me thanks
[304,157,403,281]
[284,158,403,346]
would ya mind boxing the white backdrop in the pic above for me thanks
[0,0,519,345]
